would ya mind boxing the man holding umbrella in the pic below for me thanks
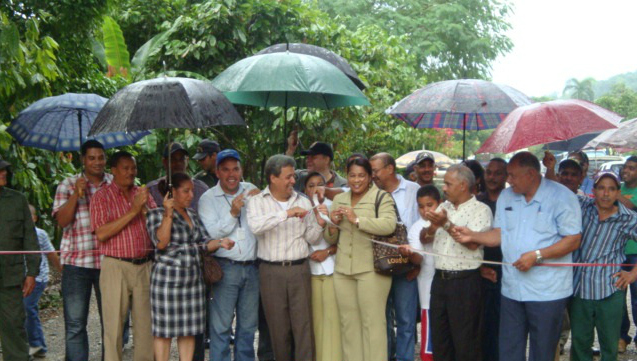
[0,155,40,361]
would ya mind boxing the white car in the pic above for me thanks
[598,160,624,177]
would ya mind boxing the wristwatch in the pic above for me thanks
[355,217,360,228]
[535,249,543,264]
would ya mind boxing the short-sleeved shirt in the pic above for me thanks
[34,227,54,283]
[408,218,435,309]
[147,177,208,211]
[495,178,582,302]
[621,184,637,255]
[574,197,637,300]
[90,183,157,259]
[52,173,112,268]
[432,196,492,271]
[390,175,420,230]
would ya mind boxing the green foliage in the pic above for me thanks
[563,77,595,101]
[102,15,131,78]
[595,83,637,120]
[593,70,637,98]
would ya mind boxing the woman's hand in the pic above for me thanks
[309,249,330,263]
[338,206,358,224]
[397,244,412,257]
[163,192,174,218]
[315,204,329,227]
[330,208,344,225]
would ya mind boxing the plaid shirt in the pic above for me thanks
[52,173,113,268]
[90,182,157,259]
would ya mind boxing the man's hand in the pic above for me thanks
[219,238,235,250]
[542,150,556,171]
[246,189,261,197]
[74,177,87,198]
[425,209,448,228]
[132,187,149,214]
[230,194,246,217]
[286,130,299,156]
[479,265,498,283]
[450,226,474,244]
[512,251,537,272]
[22,276,35,297]
[397,244,413,257]
[287,206,308,218]
[309,249,330,263]
[614,270,637,290]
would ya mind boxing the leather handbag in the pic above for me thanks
[371,191,415,276]
[199,248,224,285]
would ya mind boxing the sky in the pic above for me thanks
[490,0,637,98]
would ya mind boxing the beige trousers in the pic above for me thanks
[311,275,342,361]
[333,270,392,361]
[100,257,153,361]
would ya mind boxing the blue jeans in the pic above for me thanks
[500,296,568,361]
[61,265,102,361]
[386,276,419,361]
[209,259,259,361]
[621,255,637,343]
[23,281,47,352]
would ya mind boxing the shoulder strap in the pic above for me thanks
[375,190,387,218]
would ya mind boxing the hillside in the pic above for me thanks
[594,70,637,97]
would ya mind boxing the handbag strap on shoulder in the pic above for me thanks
[374,189,403,223]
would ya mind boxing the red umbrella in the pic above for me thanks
[477,99,622,154]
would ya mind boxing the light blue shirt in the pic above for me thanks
[198,182,258,261]
[390,175,420,229]
[495,177,581,302]
[580,176,594,196]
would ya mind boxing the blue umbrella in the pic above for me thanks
[7,93,149,151]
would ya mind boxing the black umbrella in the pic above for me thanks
[545,131,602,152]
[89,77,244,189]
[256,43,366,90]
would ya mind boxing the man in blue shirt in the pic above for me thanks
[452,152,582,361]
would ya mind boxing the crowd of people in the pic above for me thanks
[2,134,637,361]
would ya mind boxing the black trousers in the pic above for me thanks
[430,270,484,361]
[482,277,501,361]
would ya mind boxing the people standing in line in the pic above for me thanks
[90,151,157,361]
[147,142,209,211]
[304,172,342,361]
[0,155,40,361]
[193,139,221,188]
[52,139,112,361]
[475,157,507,361]
[420,164,492,361]
[400,185,442,361]
[324,157,397,361]
[570,172,637,361]
[198,149,261,361]
[369,152,420,361]
[452,152,582,361]
[619,156,637,353]
[24,204,62,358]
[146,172,235,361]
[246,154,328,361]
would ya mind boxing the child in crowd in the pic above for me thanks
[399,185,441,361]
[24,205,62,358]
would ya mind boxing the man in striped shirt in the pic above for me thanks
[90,151,156,361]
[571,172,637,360]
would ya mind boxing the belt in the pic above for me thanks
[215,257,257,266]
[107,255,152,265]
[435,269,479,280]
[258,258,306,267]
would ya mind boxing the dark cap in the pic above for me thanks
[216,149,241,166]
[300,142,334,160]
[415,151,435,164]
[594,171,620,188]
[162,142,189,158]
[0,155,10,170]
[193,139,221,160]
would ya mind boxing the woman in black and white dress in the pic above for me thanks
[146,173,234,361]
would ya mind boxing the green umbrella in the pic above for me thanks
[211,52,370,109]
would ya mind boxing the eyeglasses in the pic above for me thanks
[371,164,388,175]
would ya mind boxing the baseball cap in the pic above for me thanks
[216,149,241,166]
[193,139,221,160]
[594,171,620,188]
[0,155,10,170]
[162,142,189,158]
[300,142,334,160]
[415,151,435,164]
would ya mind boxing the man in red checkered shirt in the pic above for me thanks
[90,151,156,361]
[53,140,112,361]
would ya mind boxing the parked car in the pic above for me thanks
[598,160,625,177]
[586,156,624,177]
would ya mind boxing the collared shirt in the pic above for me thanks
[52,173,113,268]
[147,177,208,211]
[389,175,420,230]
[194,170,218,188]
[495,178,582,302]
[34,227,54,283]
[432,196,492,271]
[90,182,157,259]
[246,187,323,262]
[198,182,258,261]
[574,197,637,300]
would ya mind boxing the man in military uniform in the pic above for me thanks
[0,155,40,361]
[193,139,221,187]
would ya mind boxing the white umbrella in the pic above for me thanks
[396,150,455,168]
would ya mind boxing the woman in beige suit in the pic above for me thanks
[325,157,397,361]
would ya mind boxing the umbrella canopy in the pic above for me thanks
[395,150,455,168]
[7,93,149,151]
[585,117,637,149]
[256,43,366,90]
[477,100,622,154]
[89,77,244,135]
[210,52,370,109]
[545,131,603,152]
